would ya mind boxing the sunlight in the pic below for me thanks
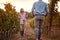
[0,2,5,9]
[58,1,60,12]
[43,0,49,3]
[0,0,60,12]
[14,0,49,12]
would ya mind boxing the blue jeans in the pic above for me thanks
[34,15,45,39]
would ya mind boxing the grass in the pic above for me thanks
[27,18,34,28]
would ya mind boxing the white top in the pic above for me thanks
[20,13,26,24]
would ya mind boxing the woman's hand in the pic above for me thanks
[23,20,25,24]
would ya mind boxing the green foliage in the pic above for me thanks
[4,3,12,11]
[27,18,34,28]
[0,3,20,40]
[45,13,60,27]
[26,12,33,18]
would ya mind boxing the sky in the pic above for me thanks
[0,0,60,12]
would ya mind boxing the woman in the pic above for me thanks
[19,8,26,37]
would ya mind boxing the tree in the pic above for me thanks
[0,3,20,40]
[47,0,60,35]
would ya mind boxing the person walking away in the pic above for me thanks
[31,0,49,40]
